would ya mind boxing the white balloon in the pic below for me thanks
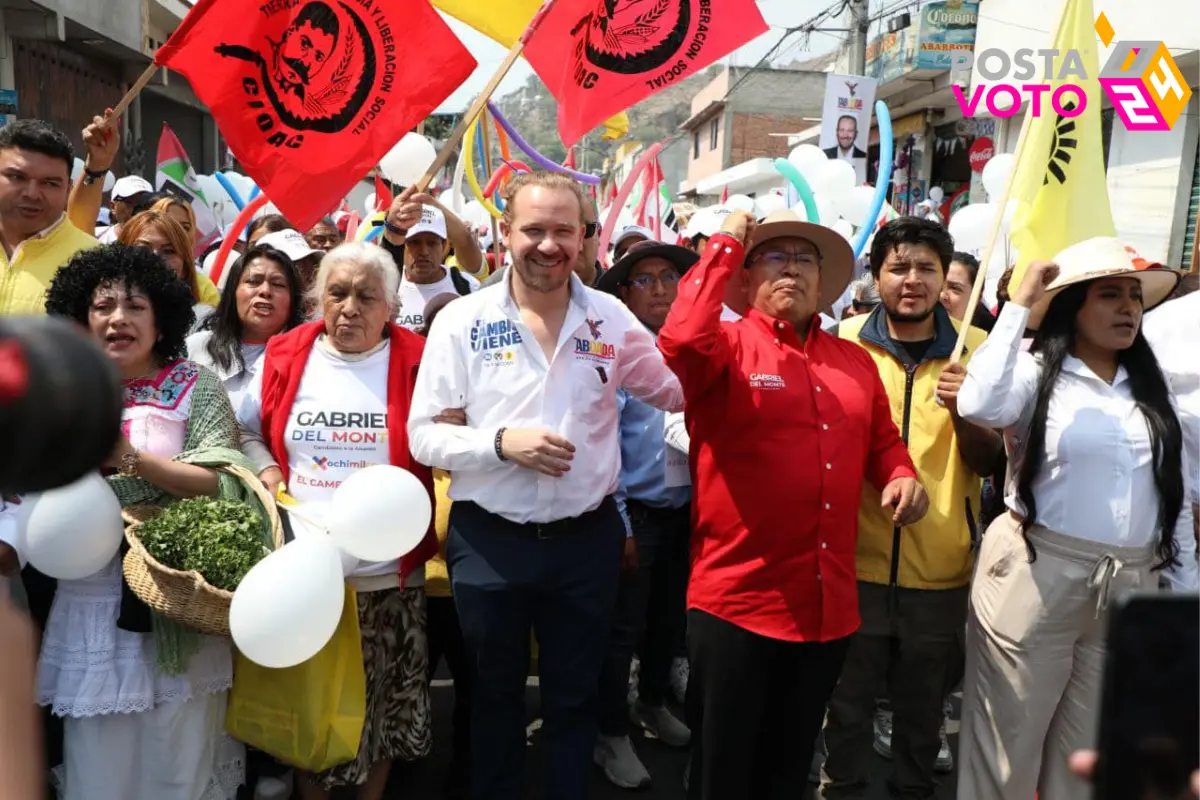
[835,186,878,227]
[230,536,345,669]
[788,144,829,180]
[221,172,257,205]
[725,194,755,213]
[810,159,858,200]
[328,465,432,562]
[103,172,115,193]
[808,193,838,226]
[753,193,787,218]
[379,133,437,187]
[70,158,84,182]
[19,473,123,580]
[289,506,359,576]
[928,186,945,203]
[981,153,1016,201]
[948,203,995,251]
[831,218,855,244]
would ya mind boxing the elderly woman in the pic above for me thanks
[37,244,248,800]
[119,210,222,319]
[241,241,437,800]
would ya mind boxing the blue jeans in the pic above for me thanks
[597,501,691,736]
[448,498,625,800]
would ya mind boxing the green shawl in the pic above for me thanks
[108,365,270,673]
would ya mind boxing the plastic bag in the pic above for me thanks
[226,586,364,772]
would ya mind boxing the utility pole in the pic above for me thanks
[848,0,870,75]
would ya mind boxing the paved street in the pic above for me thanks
[382,680,961,799]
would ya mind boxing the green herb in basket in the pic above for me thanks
[137,498,271,592]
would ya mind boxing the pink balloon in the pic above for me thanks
[597,142,663,259]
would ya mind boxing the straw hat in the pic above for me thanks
[1026,237,1180,330]
[747,210,855,312]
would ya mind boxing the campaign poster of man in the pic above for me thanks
[819,72,877,184]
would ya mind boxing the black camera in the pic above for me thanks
[0,317,122,495]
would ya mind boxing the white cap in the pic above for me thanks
[111,175,153,201]
[613,225,655,252]
[408,205,447,240]
[258,229,320,262]
[684,206,731,239]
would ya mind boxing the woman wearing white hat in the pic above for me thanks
[954,237,1197,800]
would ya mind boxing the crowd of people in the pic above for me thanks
[0,113,1196,800]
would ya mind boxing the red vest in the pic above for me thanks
[259,321,438,579]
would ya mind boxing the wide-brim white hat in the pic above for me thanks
[1027,237,1180,330]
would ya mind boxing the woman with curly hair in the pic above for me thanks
[956,239,1196,800]
[119,210,222,320]
[37,244,251,800]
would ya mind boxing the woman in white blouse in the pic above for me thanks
[955,237,1196,800]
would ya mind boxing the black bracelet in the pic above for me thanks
[383,218,406,235]
[494,427,508,462]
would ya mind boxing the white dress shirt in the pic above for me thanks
[408,272,684,524]
[958,302,1197,590]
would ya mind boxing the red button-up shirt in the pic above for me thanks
[659,233,916,643]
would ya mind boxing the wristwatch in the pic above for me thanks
[119,448,141,477]
[82,167,108,186]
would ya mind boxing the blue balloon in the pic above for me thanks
[214,173,245,211]
[853,100,894,260]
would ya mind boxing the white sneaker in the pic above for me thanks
[634,702,691,747]
[669,656,689,705]
[873,708,893,759]
[594,735,652,789]
[934,717,954,774]
[627,656,641,708]
[253,775,291,800]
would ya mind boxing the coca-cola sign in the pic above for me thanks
[968,137,995,172]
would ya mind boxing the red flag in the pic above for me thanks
[374,172,393,212]
[156,0,476,231]
[563,147,576,169]
[721,185,729,204]
[524,0,768,147]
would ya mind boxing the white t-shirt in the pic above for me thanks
[282,341,419,586]
[395,266,479,331]
[98,225,120,244]
[186,332,266,428]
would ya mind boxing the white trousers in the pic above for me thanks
[957,513,1156,800]
[61,692,238,800]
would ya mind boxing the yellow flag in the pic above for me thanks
[1008,0,1115,288]
[431,0,630,142]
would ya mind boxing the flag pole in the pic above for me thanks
[478,110,504,269]
[949,0,1073,364]
[414,0,558,193]
[107,62,160,123]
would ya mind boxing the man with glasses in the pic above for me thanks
[592,240,698,788]
[658,209,928,799]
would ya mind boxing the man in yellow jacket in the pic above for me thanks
[822,218,1003,799]
[0,120,98,316]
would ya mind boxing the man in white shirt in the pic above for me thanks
[98,175,154,243]
[392,205,480,331]
[408,171,684,800]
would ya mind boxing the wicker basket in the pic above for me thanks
[121,464,283,636]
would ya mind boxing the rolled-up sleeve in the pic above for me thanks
[617,305,683,412]
[958,303,1038,428]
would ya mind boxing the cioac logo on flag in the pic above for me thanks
[215,0,396,145]
[569,0,702,90]
[951,13,1190,131]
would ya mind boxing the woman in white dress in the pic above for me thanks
[38,244,247,800]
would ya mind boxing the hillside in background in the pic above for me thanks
[492,66,724,171]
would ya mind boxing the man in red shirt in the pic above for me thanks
[658,210,928,799]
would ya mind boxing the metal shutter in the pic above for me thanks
[1184,143,1199,269]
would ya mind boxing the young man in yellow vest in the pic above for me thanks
[0,119,98,316]
[821,217,1003,799]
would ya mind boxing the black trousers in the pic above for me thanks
[685,609,851,800]
[596,501,690,736]
[427,594,473,762]
[449,498,625,800]
[822,582,967,799]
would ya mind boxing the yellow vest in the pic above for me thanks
[838,306,988,590]
[0,220,99,316]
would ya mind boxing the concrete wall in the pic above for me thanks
[686,111,725,185]
[33,0,143,54]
